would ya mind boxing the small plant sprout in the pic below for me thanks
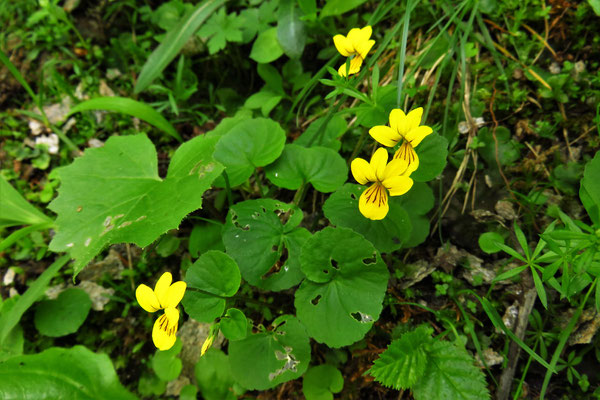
[136,272,187,351]
[351,148,414,220]
[369,107,433,174]
[333,26,375,77]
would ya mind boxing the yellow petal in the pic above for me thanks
[351,157,376,185]
[152,312,178,351]
[136,284,161,313]
[405,125,433,147]
[333,34,354,57]
[359,26,373,41]
[357,39,375,60]
[394,142,419,175]
[346,28,363,46]
[337,56,363,77]
[389,109,407,137]
[370,148,389,181]
[383,176,414,196]
[163,281,187,308]
[369,125,400,147]
[405,107,424,132]
[358,183,389,220]
[154,272,172,308]
[382,158,409,180]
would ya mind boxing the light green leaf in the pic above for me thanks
[369,325,433,389]
[67,97,181,142]
[48,134,224,276]
[320,0,368,17]
[213,118,286,187]
[580,150,600,225]
[195,349,236,400]
[182,251,241,323]
[294,227,389,347]
[250,27,284,63]
[223,199,310,290]
[412,341,490,400]
[478,232,505,254]
[302,364,344,400]
[295,115,346,150]
[410,134,449,182]
[220,308,248,341]
[265,144,348,193]
[34,288,91,337]
[229,315,311,390]
[277,0,306,59]
[0,346,137,399]
[323,184,412,253]
[0,176,53,229]
[244,90,283,116]
[0,255,69,347]
[135,0,224,93]
[151,338,182,381]
[588,0,600,15]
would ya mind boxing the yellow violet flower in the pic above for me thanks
[333,26,375,77]
[136,272,187,351]
[351,147,414,220]
[369,107,433,174]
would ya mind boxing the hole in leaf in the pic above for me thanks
[351,311,374,323]
[330,259,339,269]
[322,270,329,274]
[392,237,401,244]
[362,253,377,265]
[274,208,291,225]
[311,295,322,305]
[262,245,288,280]
[350,193,357,200]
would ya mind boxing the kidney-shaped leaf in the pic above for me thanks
[294,227,389,348]
[34,288,92,337]
[0,345,136,399]
[223,199,310,291]
[229,315,310,390]
[213,118,286,187]
[323,184,412,253]
[48,134,223,276]
[265,144,348,193]
[182,250,241,322]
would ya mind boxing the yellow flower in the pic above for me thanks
[136,272,187,351]
[333,26,375,77]
[351,148,414,220]
[369,108,433,174]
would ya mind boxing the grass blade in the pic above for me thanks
[67,97,182,142]
[134,0,224,94]
[0,50,38,105]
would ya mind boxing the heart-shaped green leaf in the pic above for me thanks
[229,315,310,390]
[265,144,348,193]
[397,182,435,248]
[302,364,344,400]
[323,184,412,253]
[250,27,284,63]
[49,134,223,276]
[223,199,310,291]
[213,118,286,187]
[294,115,346,150]
[182,250,241,322]
[294,227,389,347]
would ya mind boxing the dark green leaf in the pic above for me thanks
[220,308,248,341]
[410,134,449,182]
[277,0,306,59]
[302,365,344,400]
[34,288,92,337]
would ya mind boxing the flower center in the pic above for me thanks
[157,313,178,337]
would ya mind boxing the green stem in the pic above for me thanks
[253,169,264,197]
[293,183,307,207]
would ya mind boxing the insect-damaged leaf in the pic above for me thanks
[49,134,223,276]
[294,227,389,347]
[228,315,310,390]
[222,199,310,291]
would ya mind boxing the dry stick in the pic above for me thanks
[496,278,537,400]
[558,102,574,162]
[125,243,135,292]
